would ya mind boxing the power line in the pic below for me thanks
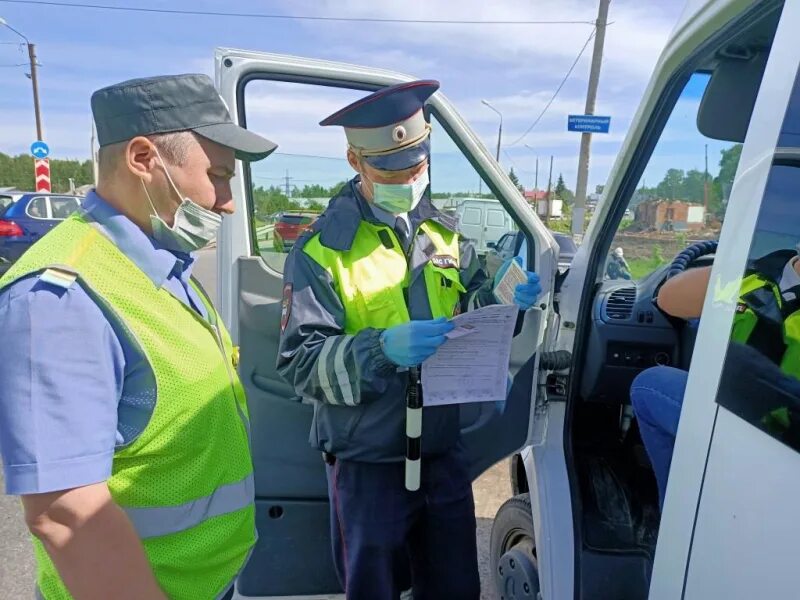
[506,27,596,147]
[0,0,597,25]
[273,151,347,162]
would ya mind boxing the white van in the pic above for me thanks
[216,1,800,596]
[454,197,515,254]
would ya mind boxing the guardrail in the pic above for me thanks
[256,224,275,240]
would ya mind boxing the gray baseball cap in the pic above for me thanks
[91,73,277,162]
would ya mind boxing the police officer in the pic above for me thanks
[632,246,800,507]
[277,80,541,599]
[0,75,276,600]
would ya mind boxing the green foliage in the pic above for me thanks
[652,244,664,264]
[553,173,575,204]
[714,144,742,210]
[0,152,93,193]
[252,186,300,218]
[508,168,524,193]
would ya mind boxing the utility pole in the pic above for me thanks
[284,170,292,198]
[482,100,503,163]
[27,42,43,141]
[0,18,44,141]
[545,155,554,226]
[572,0,611,238]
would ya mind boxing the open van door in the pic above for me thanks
[648,1,800,597]
[214,50,560,596]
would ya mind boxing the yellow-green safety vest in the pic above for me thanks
[0,214,255,600]
[303,219,465,330]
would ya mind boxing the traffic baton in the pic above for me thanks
[405,366,423,491]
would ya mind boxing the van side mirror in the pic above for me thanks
[487,242,497,250]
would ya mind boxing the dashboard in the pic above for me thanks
[579,257,713,404]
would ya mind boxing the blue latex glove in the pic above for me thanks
[379,317,455,367]
[494,256,542,311]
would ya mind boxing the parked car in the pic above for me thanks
[0,193,83,274]
[272,211,318,252]
[485,230,577,278]
[0,194,16,212]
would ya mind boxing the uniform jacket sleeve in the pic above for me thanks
[277,241,398,406]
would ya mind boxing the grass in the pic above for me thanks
[627,257,668,280]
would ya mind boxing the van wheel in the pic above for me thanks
[490,494,539,600]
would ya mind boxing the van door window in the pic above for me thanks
[607,73,735,281]
[715,71,800,452]
[242,82,530,279]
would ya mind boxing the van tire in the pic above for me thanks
[490,494,539,599]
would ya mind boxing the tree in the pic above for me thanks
[306,200,326,212]
[656,168,686,200]
[297,184,329,198]
[508,167,524,193]
[0,152,94,192]
[553,173,575,204]
[682,169,706,203]
[716,144,742,204]
[554,174,566,198]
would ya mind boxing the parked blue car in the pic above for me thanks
[0,193,83,274]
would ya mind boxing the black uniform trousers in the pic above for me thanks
[325,446,480,600]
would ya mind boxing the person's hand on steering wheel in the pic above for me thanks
[656,241,718,319]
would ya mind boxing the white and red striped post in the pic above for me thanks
[34,158,51,192]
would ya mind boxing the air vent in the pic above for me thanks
[605,286,636,321]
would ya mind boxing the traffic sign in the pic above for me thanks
[567,115,611,133]
[31,140,50,159]
[35,158,51,192]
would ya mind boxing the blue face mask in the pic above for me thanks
[370,169,430,214]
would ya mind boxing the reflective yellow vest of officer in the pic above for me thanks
[0,215,255,600]
[303,219,464,331]
[730,272,800,378]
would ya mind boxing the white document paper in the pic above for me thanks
[422,303,518,406]
[493,258,529,306]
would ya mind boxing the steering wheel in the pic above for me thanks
[665,240,718,280]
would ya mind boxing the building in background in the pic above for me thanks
[634,199,706,231]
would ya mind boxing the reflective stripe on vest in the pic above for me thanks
[303,219,463,332]
[123,473,255,539]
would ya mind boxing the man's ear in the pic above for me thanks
[346,148,361,173]
[125,137,158,183]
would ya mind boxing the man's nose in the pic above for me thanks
[216,184,235,214]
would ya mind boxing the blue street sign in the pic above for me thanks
[30,140,50,159]
[567,115,611,133]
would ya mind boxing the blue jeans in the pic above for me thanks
[630,366,689,507]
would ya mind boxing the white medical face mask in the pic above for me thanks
[370,169,430,214]
[141,148,223,253]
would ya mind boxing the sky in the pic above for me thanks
[0,0,696,194]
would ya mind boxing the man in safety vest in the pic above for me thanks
[277,80,541,599]
[632,247,800,507]
[0,74,276,599]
